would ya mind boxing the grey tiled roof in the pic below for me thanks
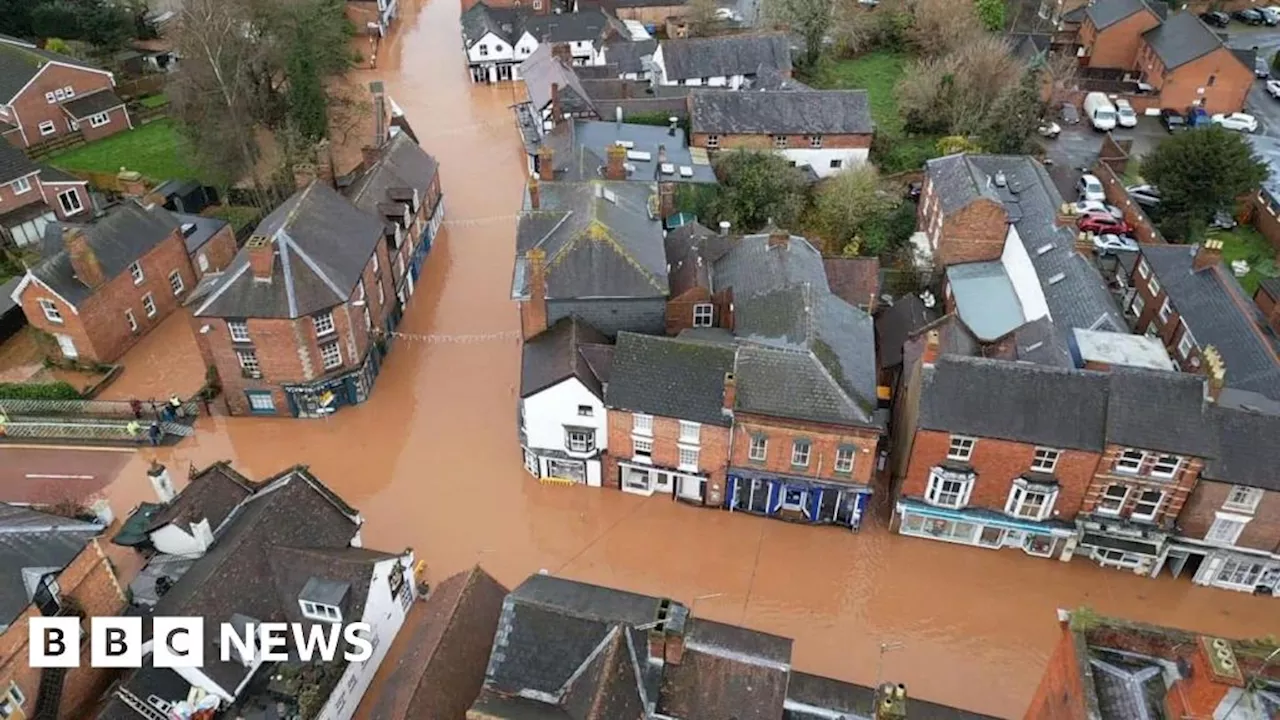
[61,88,125,120]
[1142,244,1280,399]
[0,140,38,184]
[784,671,1001,720]
[521,316,611,398]
[0,35,107,102]
[1014,316,1075,368]
[195,182,386,319]
[0,504,103,628]
[520,43,596,116]
[659,33,791,81]
[30,201,180,307]
[605,331,735,426]
[711,233,828,301]
[462,3,619,47]
[1142,12,1233,70]
[1259,276,1280,298]
[512,181,668,301]
[1104,367,1216,457]
[603,38,656,74]
[460,2,526,47]
[38,166,82,184]
[689,90,872,135]
[1204,406,1280,491]
[343,131,440,217]
[173,212,228,254]
[924,153,1002,215]
[1085,0,1156,29]
[734,284,878,428]
[542,120,716,184]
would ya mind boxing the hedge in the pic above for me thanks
[0,381,82,400]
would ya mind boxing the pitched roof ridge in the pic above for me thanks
[805,343,868,421]
[585,626,630,719]
[561,215,665,293]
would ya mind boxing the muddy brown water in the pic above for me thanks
[85,1,1280,715]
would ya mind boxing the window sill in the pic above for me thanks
[678,465,700,474]
[790,464,810,471]
[630,456,653,465]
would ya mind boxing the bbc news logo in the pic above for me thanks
[29,617,374,668]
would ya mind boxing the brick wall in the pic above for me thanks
[0,171,44,214]
[40,181,92,221]
[900,429,1098,520]
[917,178,1008,267]
[730,414,879,486]
[665,286,713,335]
[603,409,731,503]
[1176,480,1280,552]
[9,64,116,147]
[1255,281,1280,334]
[191,225,239,278]
[1126,252,1202,370]
[75,105,130,143]
[1023,622,1090,720]
[1092,161,1164,245]
[0,538,127,720]
[1249,191,1280,253]
[690,132,871,151]
[1081,12,1161,70]
[1081,444,1203,525]
[1150,47,1252,116]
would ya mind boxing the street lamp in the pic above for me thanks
[874,641,905,693]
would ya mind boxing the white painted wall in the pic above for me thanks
[781,148,869,178]
[522,378,607,486]
[315,554,415,720]
[515,33,539,58]
[467,32,513,63]
[150,522,211,557]
[1001,225,1051,322]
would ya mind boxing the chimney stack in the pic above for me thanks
[605,143,628,180]
[522,248,548,339]
[117,168,148,199]
[1193,239,1223,272]
[722,372,735,413]
[551,43,572,65]
[766,224,789,249]
[550,82,562,124]
[293,163,317,191]
[246,235,275,281]
[64,227,105,289]
[537,145,555,180]
[657,144,668,166]
[874,683,908,720]
[370,80,387,149]
[315,139,336,186]
[148,461,176,504]
[528,175,541,210]
[718,221,731,236]
[922,329,941,367]
[659,182,675,219]
[1203,346,1226,402]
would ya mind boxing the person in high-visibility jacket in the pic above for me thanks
[126,420,141,438]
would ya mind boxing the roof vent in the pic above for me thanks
[180,222,197,238]
[1048,272,1066,285]
[626,150,652,162]
[1036,243,1054,256]
[615,140,635,149]
[660,163,675,175]
[623,162,637,174]
[679,166,694,178]
[603,188,618,204]
[994,171,1007,187]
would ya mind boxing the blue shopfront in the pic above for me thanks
[726,468,870,530]
[281,347,384,418]
[894,499,1075,559]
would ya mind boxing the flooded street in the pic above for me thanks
[80,0,1280,716]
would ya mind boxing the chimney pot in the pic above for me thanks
[605,144,628,181]
[1193,239,1223,272]
[718,221,731,235]
[922,328,941,367]
[246,234,275,281]
[528,176,541,210]
[64,227,105,289]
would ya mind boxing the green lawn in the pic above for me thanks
[1208,224,1276,294]
[138,94,169,109]
[802,51,910,133]
[49,119,195,183]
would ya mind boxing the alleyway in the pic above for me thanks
[79,1,1280,717]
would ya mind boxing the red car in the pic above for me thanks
[1077,213,1132,235]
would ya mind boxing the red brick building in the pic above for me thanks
[916,159,1009,268]
[0,142,92,248]
[10,201,198,363]
[604,331,735,506]
[1076,0,1162,70]
[0,35,130,149]
[0,507,125,720]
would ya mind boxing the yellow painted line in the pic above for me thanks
[0,444,137,453]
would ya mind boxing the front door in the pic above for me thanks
[497,63,512,81]
[653,471,674,495]
[55,333,77,359]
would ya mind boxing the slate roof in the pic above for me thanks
[38,166,81,184]
[540,120,716,184]
[606,331,735,426]
[460,2,527,47]
[1142,244,1280,399]
[173,212,227,255]
[194,181,386,319]
[343,131,440,218]
[1085,0,1157,30]
[784,671,1001,720]
[876,294,940,368]
[658,619,793,720]
[603,38,657,74]
[61,88,125,120]
[1104,367,1216,457]
[689,90,873,135]
[512,180,668,301]
[28,201,180,307]
[145,463,256,534]
[462,3,619,47]
[519,43,596,116]
[521,316,611,398]
[1142,12,1235,70]
[822,257,880,310]
[0,504,103,629]
[1260,276,1280,299]
[711,232,828,301]
[0,35,109,103]
[734,284,879,428]
[141,466,370,694]
[0,139,38,184]
[1203,406,1280,491]
[665,221,737,296]
[362,566,510,720]
[659,33,792,81]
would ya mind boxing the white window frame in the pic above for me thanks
[1216,558,1265,589]
[1031,447,1060,474]
[1005,482,1057,521]
[372,252,380,275]
[1177,328,1194,359]
[1149,454,1181,479]
[1157,298,1172,324]
[38,298,63,324]
[1130,292,1144,316]
[313,311,336,337]
[320,341,342,370]
[1148,275,1161,297]
[56,188,83,215]
[377,281,385,307]
[748,435,767,461]
[791,440,810,467]
[925,469,973,509]
[1114,448,1144,474]
[678,445,699,471]
[566,428,595,453]
[632,436,653,461]
[227,320,250,342]
[1130,489,1164,522]
[632,413,653,436]
[947,435,976,462]
[834,446,855,474]
[692,303,714,327]
[168,270,184,295]
[140,293,156,318]
[773,135,788,149]
[808,135,822,148]
[1138,259,1150,278]
[125,308,137,332]
[678,420,700,444]
[88,112,110,128]
[45,91,56,104]
[130,261,145,284]
[1223,486,1263,514]
[237,349,260,375]
[11,176,31,194]
[246,391,275,412]
[1096,484,1129,516]
[38,121,55,136]
[299,599,342,622]
[1205,514,1248,545]
[63,86,74,98]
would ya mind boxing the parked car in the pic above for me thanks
[1073,200,1124,219]
[1233,8,1265,25]
[906,181,921,201]
[1212,112,1259,132]
[1258,56,1272,78]
[1210,210,1238,230]
[1114,98,1138,128]
[1038,120,1061,138]
[1267,79,1280,98]
[1260,7,1280,24]
[1200,10,1229,26]
[1093,234,1140,254]
[1126,184,1161,207]
[1078,213,1133,235]
[1061,102,1081,125]
[714,7,742,20]
[1083,92,1117,131]
[1160,109,1189,132]
[1078,174,1106,203]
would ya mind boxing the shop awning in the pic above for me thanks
[112,502,164,546]
[1080,533,1161,557]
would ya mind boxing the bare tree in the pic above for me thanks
[895,34,1020,136]
[905,0,983,58]
[765,0,834,66]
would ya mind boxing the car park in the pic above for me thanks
[1083,92,1117,131]
[1073,200,1124,219]
[1077,174,1105,202]
[1199,10,1229,26]
[1212,112,1259,132]
[1160,109,1188,132]
[1114,99,1138,128]
[1078,213,1133,235]
[1093,234,1140,254]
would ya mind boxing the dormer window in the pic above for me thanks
[300,600,342,622]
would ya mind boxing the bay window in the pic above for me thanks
[925,468,973,509]
[1005,482,1057,521]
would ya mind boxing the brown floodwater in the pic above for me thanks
[85,1,1280,716]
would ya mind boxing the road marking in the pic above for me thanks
[25,474,95,480]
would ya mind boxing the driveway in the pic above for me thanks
[1225,25,1280,137]
[1041,114,1167,200]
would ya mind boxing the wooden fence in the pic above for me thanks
[116,75,166,101]
[25,131,86,161]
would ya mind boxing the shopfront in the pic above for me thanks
[1190,547,1280,596]
[726,469,868,530]
[521,446,601,487]
[282,349,382,418]
[895,500,1074,558]
[1076,531,1164,574]
[618,461,705,501]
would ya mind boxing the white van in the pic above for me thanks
[1083,92,1117,131]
